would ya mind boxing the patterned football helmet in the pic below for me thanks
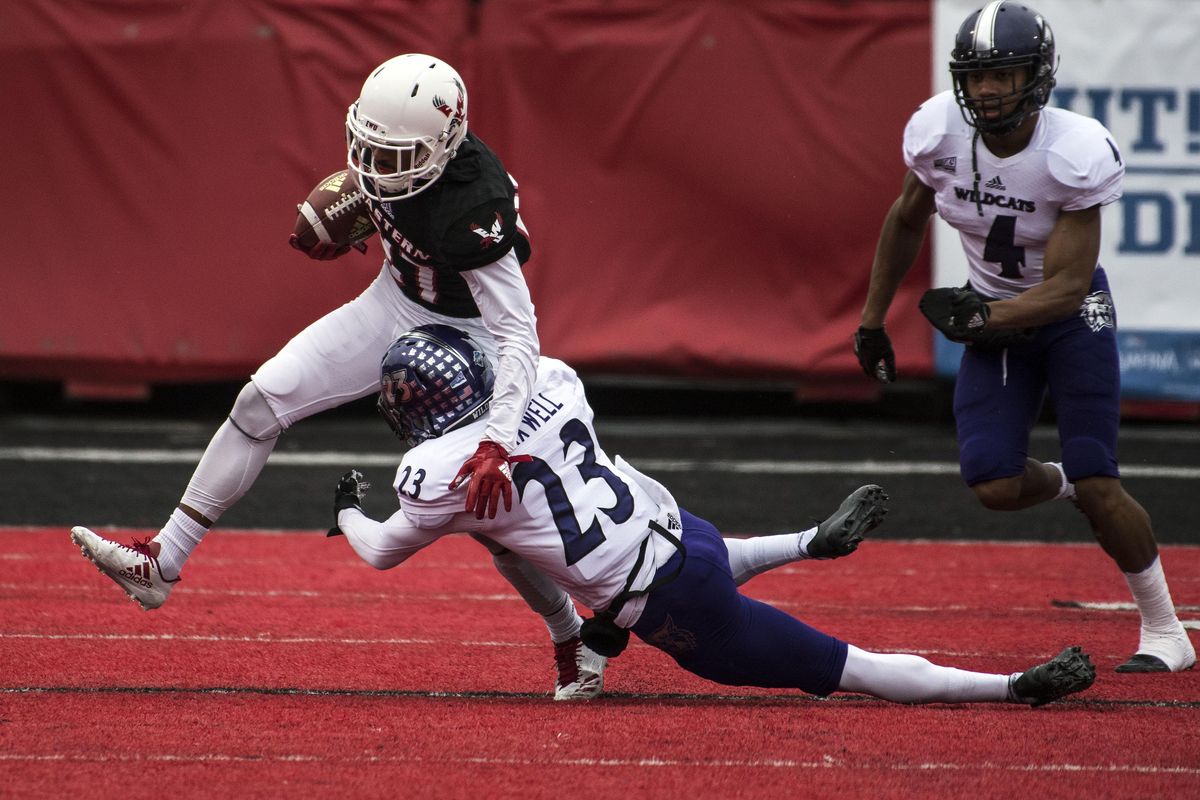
[950,1,1057,134]
[377,324,494,447]
[346,54,469,201]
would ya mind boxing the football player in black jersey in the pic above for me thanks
[70,54,608,700]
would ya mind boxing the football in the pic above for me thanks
[292,170,375,250]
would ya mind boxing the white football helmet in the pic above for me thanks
[346,54,469,201]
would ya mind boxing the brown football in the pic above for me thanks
[292,170,375,250]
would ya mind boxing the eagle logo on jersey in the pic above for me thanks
[1080,291,1115,333]
[470,212,505,248]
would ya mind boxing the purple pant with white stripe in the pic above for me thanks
[954,267,1121,485]
[631,509,848,696]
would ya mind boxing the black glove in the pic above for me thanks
[919,287,1037,348]
[919,287,987,341]
[854,326,896,383]
[329,469,371,537]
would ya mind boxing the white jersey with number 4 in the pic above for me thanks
[904,90,1124,299]
[337,357,680,627]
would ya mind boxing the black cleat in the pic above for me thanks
[1010,646,1096,707]
[1114,628,1195,673]
[1115,654,1171,673]
[807,484,888,559]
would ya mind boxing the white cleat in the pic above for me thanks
[69,526,178,610]
[1115,625,1197,673]
[553,636,607,700]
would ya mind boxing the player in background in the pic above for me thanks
[852,1,1193,672]
[70,54,607,699]
[329,323,1096,707]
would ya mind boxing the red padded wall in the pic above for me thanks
[0,0,932,387]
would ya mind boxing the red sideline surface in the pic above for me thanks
[2,528,1198,799]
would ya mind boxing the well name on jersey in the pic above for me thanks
[953,185,1037,213]
[515,392,565,444]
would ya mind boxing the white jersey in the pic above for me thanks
[337,357,681,627]
[904,91,1124,299]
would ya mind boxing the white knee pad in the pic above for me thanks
[229,382,283,441]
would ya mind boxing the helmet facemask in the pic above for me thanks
[950,2,1056,135]
[377,368,421,445]
[348,133,439,201]
[951,57,1055,135]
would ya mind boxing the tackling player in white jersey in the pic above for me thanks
[854,1,1194,672]
[330,323,1098,707]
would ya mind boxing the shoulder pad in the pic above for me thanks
[442,197,522,270]
[903,91,960,175]
[1044,114,1124,208]
[442,135,483,183]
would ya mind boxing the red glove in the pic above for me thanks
[450,441,533,520]
[288,233,368,261]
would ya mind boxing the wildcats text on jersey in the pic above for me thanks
[953,186,1037,213]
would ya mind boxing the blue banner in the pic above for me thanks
[933,330,1200,403]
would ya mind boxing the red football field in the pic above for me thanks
[2,528,1198,799]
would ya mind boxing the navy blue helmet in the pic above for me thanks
[950,1,1057,134]
[378,324,494,446]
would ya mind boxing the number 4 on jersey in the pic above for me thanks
[984,214,1025,278]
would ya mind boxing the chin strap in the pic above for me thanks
[970,128,983,218]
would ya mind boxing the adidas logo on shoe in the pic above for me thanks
[118,567,154,590]
[70,526,179,611]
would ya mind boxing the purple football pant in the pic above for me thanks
[955,267,1121,485]
[631,509,848,696]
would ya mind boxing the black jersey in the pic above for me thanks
[366,133,532,318]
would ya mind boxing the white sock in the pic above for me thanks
[797,527,820,557]
[491,551,581,642]
[542,597,584,644]
[1047,462,1075,501]
[1123,557,1193,668]
[1124,556,1182,636]
[724,533,804,586]
[838,645,1011,703]
[154,508,208,579]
